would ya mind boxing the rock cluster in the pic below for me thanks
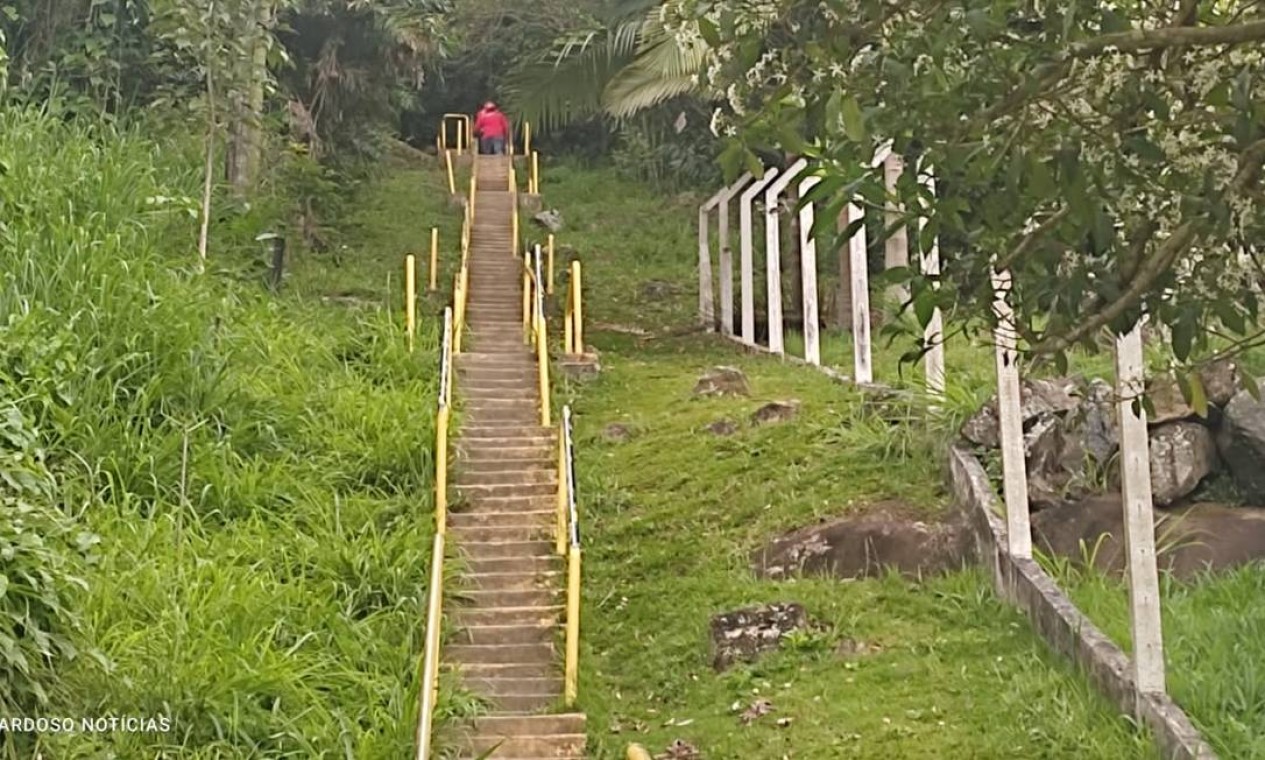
[959,360,1261,507]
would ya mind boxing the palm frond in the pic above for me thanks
[600,17,708,120]
[502,19,641,132]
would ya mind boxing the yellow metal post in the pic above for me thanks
[522,262,532,344]
[564,546,581,706]
[626,746,652,760]
[571,260,583,354]
[454,273,466,355]
[445,151,456,195]
[524,122,532,157]
[547,234,555,295]
[435,406,450,534]
[556,436,567,556]
[564,303,574,355]
[405,255,416,352]
[428,229,439,291]
[537,317,550,427]
[532,151,540,195]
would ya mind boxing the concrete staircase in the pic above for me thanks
[447,155,586,759]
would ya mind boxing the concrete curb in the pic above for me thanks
[947,444,1217,760]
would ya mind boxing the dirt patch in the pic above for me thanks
[1033,495,1265,579]
[751,501,971,581]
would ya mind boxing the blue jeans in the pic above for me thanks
[481,137,505,155]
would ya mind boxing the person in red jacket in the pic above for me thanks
[473,102,511,155]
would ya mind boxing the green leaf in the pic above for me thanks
[839,96,866,142]
[697,18,721,47]
[1188,371,1209,419]
[742,148,764,178]
[913,287,936,328]
[1242,369,1261,401]
[1171,316,1194,362]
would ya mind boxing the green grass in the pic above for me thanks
[0,110,471,758]
[526,162,1154,757]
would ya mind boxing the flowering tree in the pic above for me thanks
[666,0,1265,384]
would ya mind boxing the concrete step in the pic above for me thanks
[457,482,557,499]
[461,396,536,408]
[449,510,556,530]
[464,570,562,591]
[482,693,561,713]
[453,604,563,627]
[470,713,586,735]
[455,587,562,608]
[462,729,586,757]
[464,675,562,696]
[457,493,556,510]
[449,524,552,543]
[461,388,537,401]
[456,625,558,646]
[457,452,551,470]
[458,353,536,366]
[461,378,537,391]
[459,425,553,439]
[455,539,555,560]
[447,642,555,665]
[457,450,553,465]
[454,469,555,486]
[466,555,559,575]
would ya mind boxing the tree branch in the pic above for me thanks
[995,206,1071,271]
[1069,20,1265,57]
[1033,138,1265,354]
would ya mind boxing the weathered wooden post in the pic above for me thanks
[991,266,1031,558]
[1114,320,1167,698]
[798,175,822,365]
[739,167,779,346]
[763,158,809,355]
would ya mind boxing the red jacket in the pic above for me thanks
[474,108,510,139]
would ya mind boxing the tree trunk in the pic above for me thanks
[226,1,272,195]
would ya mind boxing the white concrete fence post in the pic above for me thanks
[845,198,872,383]
[739,167,779,346]
[991,266,1032,559]
[764,158,809,356]
[1114,320,1167,698]
[798,175,822,366]
[704,173,753,337]
[919,169,945,399]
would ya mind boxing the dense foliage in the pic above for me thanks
[656,0,1265,377]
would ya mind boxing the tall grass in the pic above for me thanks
[0,107,444,757]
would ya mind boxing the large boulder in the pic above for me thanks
[1149,422,1219,506]
[960,377,1081,448]
[1145,378,1196,425]
[709,603,810,671]
[1201,360,1240,407]
[1025,414,1088,510]
[534,209,563,232]
[1217,390,1265,501]
[1073,378,1118,465]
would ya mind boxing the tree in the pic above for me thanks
[503,0,710,131]
[667,0,1265,377]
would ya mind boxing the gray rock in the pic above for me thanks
[1145,378,1196,424]
[752,400,799,425]
[1077,378,1118,464]
[693,366,750,397]
[706,419,738,436]
[1025,414,1088,510]
[709,603,810,671]
[602,423,633,443]
[1149,422,1219,506]
[1217,391,1265,501]
[959,376,1081,448]
[1201,360,1240,407]
[534,209,563,232]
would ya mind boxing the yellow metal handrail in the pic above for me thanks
[560,404,581,706]
[416,306,454,759]
[563,260,584,354]
[440,114,471,155]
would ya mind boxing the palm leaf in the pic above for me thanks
[601,18,708,120]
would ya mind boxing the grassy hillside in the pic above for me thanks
[0,110,460,758]
[527,163,1155,757]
